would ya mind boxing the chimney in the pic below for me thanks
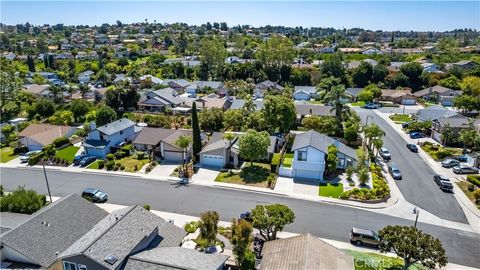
[90,121,96,130]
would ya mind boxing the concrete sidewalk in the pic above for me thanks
[375,111,480,233]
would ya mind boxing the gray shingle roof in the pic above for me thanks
[152,88,185,105]
[291,130,357,160]
[200,132,236,154]
[294,86,316,94]
[1,194,108,268]
[436,117,478,128]
[123,247,229,270]
[416,106,460,121]
[192,80,223,89]
[346,88,363,97]
[96,118,135,136]
[60,205,186,269]
[133,127,178,146]
[229,99,264,111]
[260,234,354,270]
[294,104,335,117]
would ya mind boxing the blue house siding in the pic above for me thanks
[85,147,109,158]
[83,119,137,158]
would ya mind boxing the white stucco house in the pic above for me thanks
[280,130,357,181]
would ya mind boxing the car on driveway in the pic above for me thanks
[409,132,426,139]
[379,148,391,161]
[454,155,468,162]
[79,156,96,167]
[19,150,41,163]
[388,165,402,179]
[406,144,418,152]
[363,103,379,109]
[433,175,454,192]
[350,227,381,248]
[441,158,460,168]
[82,188,108,203]
[453,165,479,174]
[73,154,88,165]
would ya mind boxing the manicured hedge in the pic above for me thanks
[53,137,70,148]
[28,152,44,166]
[467,175,480,188]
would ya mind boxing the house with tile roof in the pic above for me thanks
[19,124,76,151]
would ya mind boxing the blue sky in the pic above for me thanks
[1,1,479,31]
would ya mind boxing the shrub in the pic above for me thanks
[113,165,120,171]
[184,221,199,233]
[474,189,480,204]
[137,151,145,159]
[106,153,114,161]
[115,161,121,167]
[98,160,105,169]
[0,185,3,196]
[340,191,351,199]
[468,184,475,192]
[467,175,480,188]
[143,204,150,211]
[0,186,45,214]
[120,165,125,170]
[13,146,28,155]
[28,152,44,166]
[105,160,115,170]
[146,166,152,173]
[114,151,124,159]
[52,137,70,148]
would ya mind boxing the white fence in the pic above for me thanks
[279,166,293,177]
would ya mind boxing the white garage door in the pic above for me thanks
[402,99,416,105]
[294,169,322,180]
[202,155,224,167]
[164,151,184,162]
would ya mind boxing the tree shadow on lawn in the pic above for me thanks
[239,165,270,184]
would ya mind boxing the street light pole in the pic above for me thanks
[413,207,420,229]
[42,159,53,203]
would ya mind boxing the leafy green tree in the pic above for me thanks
[459,120,479,151]
[191,102,202,158]
[356,89,374,102]
[175,135,192,177]
[95,105,117,126]
[33,99,55,118]
[320,53,348,85]
[256,35,295,81]
[344,120,360,145]
[400,62,425,91]
[364,84,382,99]
[301,116,337,136]
[251,204,295,241]
[48,110,73,125]
[0,186,45,214]
[244,111,268,131]
[352,62,373,87]
[378,225,448,270]
[231,218,253,267]
[385,72,409,89]
[326,145,338,176]
[199,108,224,131]
[199,210,219,246]
[440,123,455,146]
[223,110,245,131]
[242,95,256,114]
[0,59,21,113]
[439,76,461,90]
[322,84,350,136]
[199,38,227,80]
[371,64,389,84]
[69,99,92,122]
[262,95,296,133]
[239,129,270,166]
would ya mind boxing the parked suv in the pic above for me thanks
[350,227,381,248]
[379,148,391,161]
[433,175,454,192]
[82,188,108,203]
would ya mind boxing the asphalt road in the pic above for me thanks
[1,167,479,267]
[355,108,468,223]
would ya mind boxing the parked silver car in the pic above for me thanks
[441,159,460,168]
[19,150,41,163]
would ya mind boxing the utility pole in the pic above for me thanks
[42,158,53,203]
[412,207,420,229]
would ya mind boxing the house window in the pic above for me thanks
[78,265,87,270]
[63,261,77,270]
[338,158,345,167]
[297,151,307,161]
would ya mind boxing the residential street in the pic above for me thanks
[1,167,479,268]
[355,108,468,223]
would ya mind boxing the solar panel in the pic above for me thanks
[104,255,118,265]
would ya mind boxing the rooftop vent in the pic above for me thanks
[104,255,118,265]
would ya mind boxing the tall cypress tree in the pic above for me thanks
[192,102,202,159]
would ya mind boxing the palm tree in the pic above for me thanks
[223,133,235,167]
[322,84,349,136]
[49,85,62,103]
[175,135,192,178]
[242,95,256,114]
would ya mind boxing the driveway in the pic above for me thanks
[148,161,179,177]
[192,167,220,184]
[354,108,468,223]
[275,177,318,197]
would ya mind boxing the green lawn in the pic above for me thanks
[350,101,366,107]
[308,100,324,104]
[420,143,463,161]
[344,250,425,270]
[283,153,294,168]
[0,147,18,163]
[215,162,275,188]
[87,160,101,169]
[55,146,80,162]
[318,183,344,198]
[389,114,412,123]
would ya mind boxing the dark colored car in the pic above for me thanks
[402,122,412,129]
[433,175,454,192]
[350,227,381,248]
[454,155,468,162]
[388,165,402,180]
[409,132,425,139]
[453,165,480,174]
[239,211,253,222]
[441,158,460,168]
[204,246,219,254]
[379,148,391,161]
[82,188,108,202]
[406,144,418,152]
[79,156,96,167]
[73,154,88,165]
